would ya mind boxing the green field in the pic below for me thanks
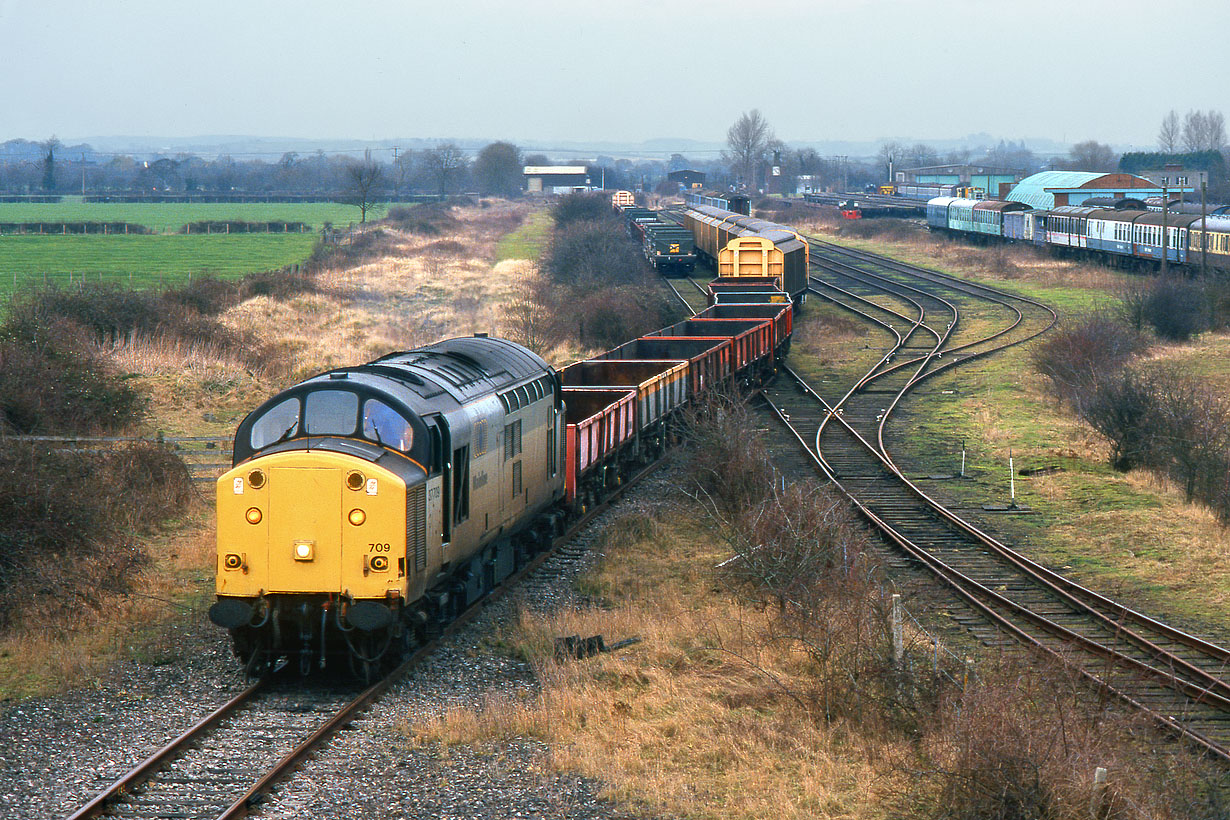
[0,196,381,232]
[0,234,318,295]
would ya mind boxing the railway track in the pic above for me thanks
[767,237,1230,760]
[65,460,665,820]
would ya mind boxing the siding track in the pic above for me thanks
[766,236,1230,761]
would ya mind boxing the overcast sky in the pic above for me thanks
[2,0,1226,150]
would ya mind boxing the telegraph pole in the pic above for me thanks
[1201,180,1208,277]
[391,146,400,199]
[1161,186,1168,278]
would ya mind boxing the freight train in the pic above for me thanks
[927,195,1230,272]
[681,192,810,305]
[618,205,697,272]
[210,258,793,677]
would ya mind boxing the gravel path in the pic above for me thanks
[0,474,674,820]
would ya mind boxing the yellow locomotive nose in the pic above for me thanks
[217,450,410,598]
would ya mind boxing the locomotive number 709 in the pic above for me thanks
[368,543,391,552]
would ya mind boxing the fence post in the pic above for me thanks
[891,593,903,666]
[1090,766,1108,819]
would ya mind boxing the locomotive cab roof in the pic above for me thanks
[232,335,556,466]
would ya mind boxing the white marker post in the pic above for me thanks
[1009,448,1015,507]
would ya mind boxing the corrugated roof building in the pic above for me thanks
[523,165,592,195]
[1006,171,1173,210]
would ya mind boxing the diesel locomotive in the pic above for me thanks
[212,335,567,676]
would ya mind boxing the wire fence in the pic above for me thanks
[0,221,323,236]
[4,433,232,483]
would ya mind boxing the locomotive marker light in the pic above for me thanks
[348,508,367,526]
[293,541,315,561]
[245,507,262,525]
[223,553,243,570]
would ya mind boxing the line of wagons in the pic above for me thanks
[608,190,812,304]
[613,198,698,272]
[211,274,794,676]
[927,195,1230,272]
[561,293,792,510]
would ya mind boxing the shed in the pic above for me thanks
[524,165,592,195]
[667,169,706,188]
[896,164,1025,199]
[1006,171,1168,210]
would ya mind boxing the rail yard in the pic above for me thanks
[11,191,1230,820]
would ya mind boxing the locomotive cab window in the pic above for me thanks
[362,399,413,451]
[250,397,301,450]
[305,390,360,436]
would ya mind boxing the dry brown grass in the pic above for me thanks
[407,511,898,820]
[405,500,1220,819]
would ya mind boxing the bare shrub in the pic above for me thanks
[163,274,242,315]
[0,313,145,434]
[0,441,194,630]
[1142,276,1206,341]
[239,267,318,301]
[753,198,793,215]
[385,203,459,236]
[1031,312,1146,407]
[919,653,1225,820]
[1077,368,1160,472]
[6,283,279,379]
[1147,368,1230,506]
[499,272,556,355]
[550,192,611,226]
[542,219,651,285]
[677,390,775,514]
[839,218,922,242]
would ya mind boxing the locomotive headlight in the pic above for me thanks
[293,541,315,561]
[348,508,367,526]
[245,507,263,525]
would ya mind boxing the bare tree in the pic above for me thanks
[903,143,940,169]
[724,110,773,192]
[345,154,385,223]
[984,139,1035,171]
[500,270,554,354]
[1158,110,1181,152]
[1068,140,1118,172]
[877,141,905,180]
[392,149,415,198]
[1210,111,1227,151]
[473,141,523,197]
[1182,110,1227,152]
[421,142,468,197]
